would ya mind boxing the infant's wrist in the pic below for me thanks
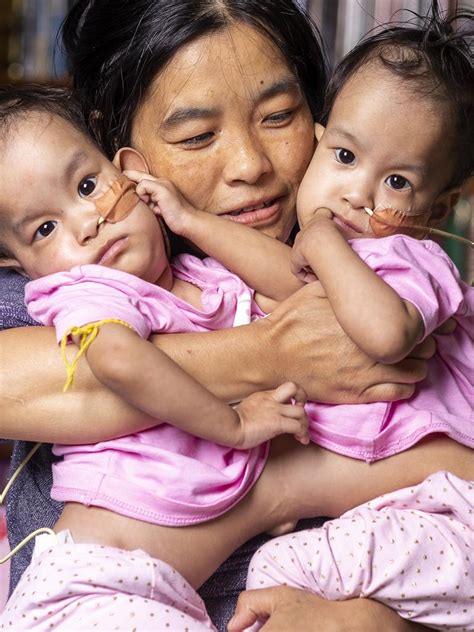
[181,209,212,241]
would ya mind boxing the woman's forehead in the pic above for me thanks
[144,24,297,111]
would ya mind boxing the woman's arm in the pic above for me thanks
[291,214,424,363]
[83,323,308,448]
[0,288,434,444]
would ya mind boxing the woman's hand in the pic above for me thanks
[260,282,435,404]
[227,586,425,631]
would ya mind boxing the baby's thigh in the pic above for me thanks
[247,471,474,629]
[266,434,474,518]
[1,536,217,631]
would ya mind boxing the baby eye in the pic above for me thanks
[34,221,57,241]
[78,175,97,197]
[385,174,411,190]
[335,148,355,165]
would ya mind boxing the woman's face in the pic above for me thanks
[131,24,315,243]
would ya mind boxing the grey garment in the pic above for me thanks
[0,268,37,328]
[1,268,326,631]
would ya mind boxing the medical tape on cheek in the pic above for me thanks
[95,174,139,223]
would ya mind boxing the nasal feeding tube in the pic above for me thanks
[95,174,139,225]
[363,206,473,248]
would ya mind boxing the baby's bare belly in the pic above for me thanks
[53,436,474,586]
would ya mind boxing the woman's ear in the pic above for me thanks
[113,147,150,173]
[428,187,461,227]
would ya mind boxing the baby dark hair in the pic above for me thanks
[321,1,473,188]
[0,84,89,141]
[0,85,90,259]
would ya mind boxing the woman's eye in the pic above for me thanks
[181,132,214,147]
[264,111,293,125]
[385,174,411,190]
[78,176,97,197]
[335,148,355,165]
[34,221,57,241]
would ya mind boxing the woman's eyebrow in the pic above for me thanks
[162,107,218,130]
[256,77,301,103]
[162,78,302,130]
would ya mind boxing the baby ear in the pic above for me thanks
[314,123,325,143]
[429,187,461,228]
[113,147,150,173]
[0,255,27,277]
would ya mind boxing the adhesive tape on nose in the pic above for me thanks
[95,174,139,224]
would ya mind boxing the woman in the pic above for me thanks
[0,0,464,629]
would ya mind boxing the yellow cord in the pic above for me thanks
[61,319,134,392]
[0,528,57,564]
[0,442,58,564]
[0,319,135,563]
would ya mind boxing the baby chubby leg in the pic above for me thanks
[247,471,474,630]
[0,530,217,631]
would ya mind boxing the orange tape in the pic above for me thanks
[95,174,139,224]
[369,208,431,238]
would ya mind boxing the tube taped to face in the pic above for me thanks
[365,206,473,247]
[368,207,432,238]
[95,174,139,223]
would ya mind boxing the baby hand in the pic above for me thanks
[122,170,197,237]
[233,382,309,449]
[291,208,336,283]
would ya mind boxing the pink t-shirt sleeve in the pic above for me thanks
[352,236,469,338]
[25,265,153,343]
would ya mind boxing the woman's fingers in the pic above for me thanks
[227,587,283,631]
[263,284,432,404]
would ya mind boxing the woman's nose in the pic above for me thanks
[222,131,272,185]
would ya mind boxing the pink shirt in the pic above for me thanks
[26,255,268,526]
[305,235,473,461]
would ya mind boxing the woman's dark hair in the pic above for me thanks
[321,1,473,187]
[61,0,328,158]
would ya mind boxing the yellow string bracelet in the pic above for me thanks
[61,318,134,392]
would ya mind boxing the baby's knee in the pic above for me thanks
[246,537,292,591]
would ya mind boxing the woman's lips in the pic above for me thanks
[220,197,284,225]
[97,237,129,265]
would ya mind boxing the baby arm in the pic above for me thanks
[124,170,303,302]
[291,210,424,364]
[83,322,309,448]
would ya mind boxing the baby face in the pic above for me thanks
[0,112,170,285]
[297,62,456,238]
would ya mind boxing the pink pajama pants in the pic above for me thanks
[247,471,474,631]
[0,530,216,631]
